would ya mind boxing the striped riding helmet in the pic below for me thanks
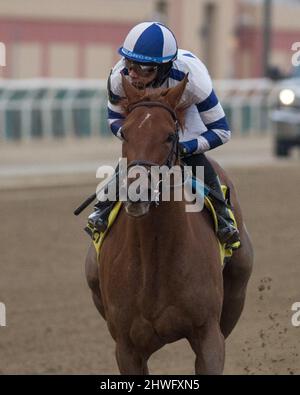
[118,22,178,64]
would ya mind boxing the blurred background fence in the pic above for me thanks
[0,79,109,141]
[0,77,274,142]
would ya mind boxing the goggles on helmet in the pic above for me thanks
[125,59,158,77]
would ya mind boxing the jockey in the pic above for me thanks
[88,21,240,247]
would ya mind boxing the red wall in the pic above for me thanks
[0,18,135,77]
[236,26,300,78]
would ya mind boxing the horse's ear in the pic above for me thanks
[121,73,143,103]
[164,73,189,108]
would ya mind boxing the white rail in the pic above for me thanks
[0,78,274,141]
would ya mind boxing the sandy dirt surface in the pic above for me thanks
[0,138,300,375]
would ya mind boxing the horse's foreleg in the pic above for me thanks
[189,322,225,375]
[220,225,253,338]
[115,341,149,375]
[85,244,106,319]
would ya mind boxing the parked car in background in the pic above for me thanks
[270,67,300,157]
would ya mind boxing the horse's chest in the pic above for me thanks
[129,305,191,351]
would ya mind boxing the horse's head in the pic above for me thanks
[120,73,189,217]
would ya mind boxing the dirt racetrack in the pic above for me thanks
[0,151,300,374]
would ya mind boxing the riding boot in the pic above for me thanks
[182,153,240,247]
[87,199,116,233]
[206,175,240,247]
[88,165,120,233]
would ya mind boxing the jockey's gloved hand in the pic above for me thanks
[179,139,198,157]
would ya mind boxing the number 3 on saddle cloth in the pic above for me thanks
[85,179,241,267]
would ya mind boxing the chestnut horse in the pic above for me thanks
[85,75,253,374]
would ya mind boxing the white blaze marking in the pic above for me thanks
[138,113,151,129]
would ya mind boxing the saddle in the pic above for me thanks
[85,182,240,266]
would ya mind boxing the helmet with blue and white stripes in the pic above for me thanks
[119,22,178,64]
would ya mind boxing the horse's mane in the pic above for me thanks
[120,87,189,132]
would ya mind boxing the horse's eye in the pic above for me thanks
[166,133,175,143]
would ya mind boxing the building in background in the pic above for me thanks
[0,0,299,80]
[237,0,300,78]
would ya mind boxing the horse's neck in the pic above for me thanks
[126,179,204,246]
[131,200,189,246]
[124,200,193,303]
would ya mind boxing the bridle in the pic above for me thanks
[123,101,184,205]
[126,101,180,170]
